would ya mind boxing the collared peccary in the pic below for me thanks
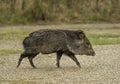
[17,29,95,68]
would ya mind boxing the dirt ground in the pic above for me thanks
[0,24,120,84]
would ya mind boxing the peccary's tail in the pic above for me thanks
[22,36,37,53]
[23,36,31,49]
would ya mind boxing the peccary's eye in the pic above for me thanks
[76,45,80,48]
[79,34,85,39]
[86,42,90,45]
[85,42,91,48]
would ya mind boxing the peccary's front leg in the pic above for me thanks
[64,51,81,68]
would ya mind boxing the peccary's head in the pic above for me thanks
[66,30,95,56]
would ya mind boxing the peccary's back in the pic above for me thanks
[23,30,68,54]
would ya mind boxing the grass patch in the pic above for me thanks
[0,30,30,40]
[0,49,22,55]
[86,33,120,45]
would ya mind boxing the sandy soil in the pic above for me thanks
[0,45,120,84]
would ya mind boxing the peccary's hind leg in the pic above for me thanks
[56,51,63,68]
[28,53,39,69]
[64,51,81,68]
[17,52,28,68]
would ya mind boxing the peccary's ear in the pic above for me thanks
[78,30,85,39]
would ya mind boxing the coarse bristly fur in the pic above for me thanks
[17,29,95,68]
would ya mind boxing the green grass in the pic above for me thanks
[86,33,120,45]
[0,30,30,40]
[0,49,22,55]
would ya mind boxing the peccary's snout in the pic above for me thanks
[86,49,95,56]
[89,50,95,56]
[91,51,95,56]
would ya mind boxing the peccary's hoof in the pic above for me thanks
[78,65,81,68]
[56,63,61,68]
[33,67,37,69]
[77,63,81,68]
